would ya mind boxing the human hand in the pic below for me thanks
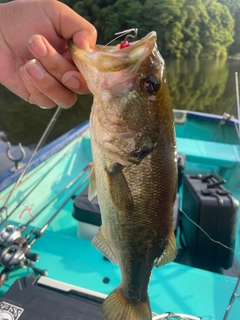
[0,0,97,109]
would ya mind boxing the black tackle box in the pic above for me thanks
[177,153,186,190]
[182,174,239,271]
[0,276,104,320]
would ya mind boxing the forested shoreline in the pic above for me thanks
[0,0,239,58]
[0,1,239,148]
[64,0,240,59]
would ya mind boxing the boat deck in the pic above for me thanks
[1,228,238,319]
[0,116,239,319]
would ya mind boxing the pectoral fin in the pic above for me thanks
[105,163,133,212]
[154,230,177,268]
[92,227,118,264]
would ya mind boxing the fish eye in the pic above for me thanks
[141,75,160,94]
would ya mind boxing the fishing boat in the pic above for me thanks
[0,109,239,320]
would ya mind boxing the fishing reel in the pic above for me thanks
[0,244,47,286]
[0,224,41,248]
[0,225,24,247]
[0,225,46,285]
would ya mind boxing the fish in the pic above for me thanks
[69,31,178,320]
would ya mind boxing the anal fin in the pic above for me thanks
[92,227,118,265]
[154,229,178,268]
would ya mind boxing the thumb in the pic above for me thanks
[50,1,97,51]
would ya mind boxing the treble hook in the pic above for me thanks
[6,142,26,172]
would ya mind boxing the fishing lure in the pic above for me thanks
[105,28,138,49]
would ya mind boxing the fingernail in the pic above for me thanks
[73,28,97,52]
[62,74,80,90]
[58,104,69,109]
[38,106,50,109]
[28,35,47,57]
[25,59,45,80]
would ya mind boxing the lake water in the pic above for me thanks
[0,58,240,173]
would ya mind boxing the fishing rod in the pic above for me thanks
[23,163,91,229]
[210,113,235,142]
[0,106,62,225]
[235,72,240,143]
[0,164,91,245]
[0,123,88,204]
[28,171,89,247]
[0,137,86,227]
[0,166,90,285]
[211,72,240,143]
[223,274,240,320]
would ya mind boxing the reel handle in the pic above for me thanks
[31,265,48,276]
[27,260,48,276]
[25,252,39,262]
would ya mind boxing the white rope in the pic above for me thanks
[152,312,202,320]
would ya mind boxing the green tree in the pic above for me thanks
[73,0,101,27]
[199,1,234,58]
[218,0,240,55]
[137,0,188,58]
[97,0,143,44]
[181,0,207,58]
[71,0,234,59]
[73,0,187,57]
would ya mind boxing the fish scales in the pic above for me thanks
[69,31,178,320]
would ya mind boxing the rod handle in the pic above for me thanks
[0,268,9,287]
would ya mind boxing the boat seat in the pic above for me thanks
[177,137,240,168]
[72,185,180,240]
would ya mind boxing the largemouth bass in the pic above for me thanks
[69,31,177,320]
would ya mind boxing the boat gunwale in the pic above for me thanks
[0,121,89,193]
[174,109,239,128]
[1,110,239,192]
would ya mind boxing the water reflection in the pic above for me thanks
[166,59,239,116]
[0,87,93,146]
[0,59,239,169]
[0,89,92,172]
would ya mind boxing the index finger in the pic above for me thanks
[27,35,89,94]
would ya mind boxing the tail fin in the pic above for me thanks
[101,286,152,320]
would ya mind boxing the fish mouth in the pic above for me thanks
[68,31,157,74]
